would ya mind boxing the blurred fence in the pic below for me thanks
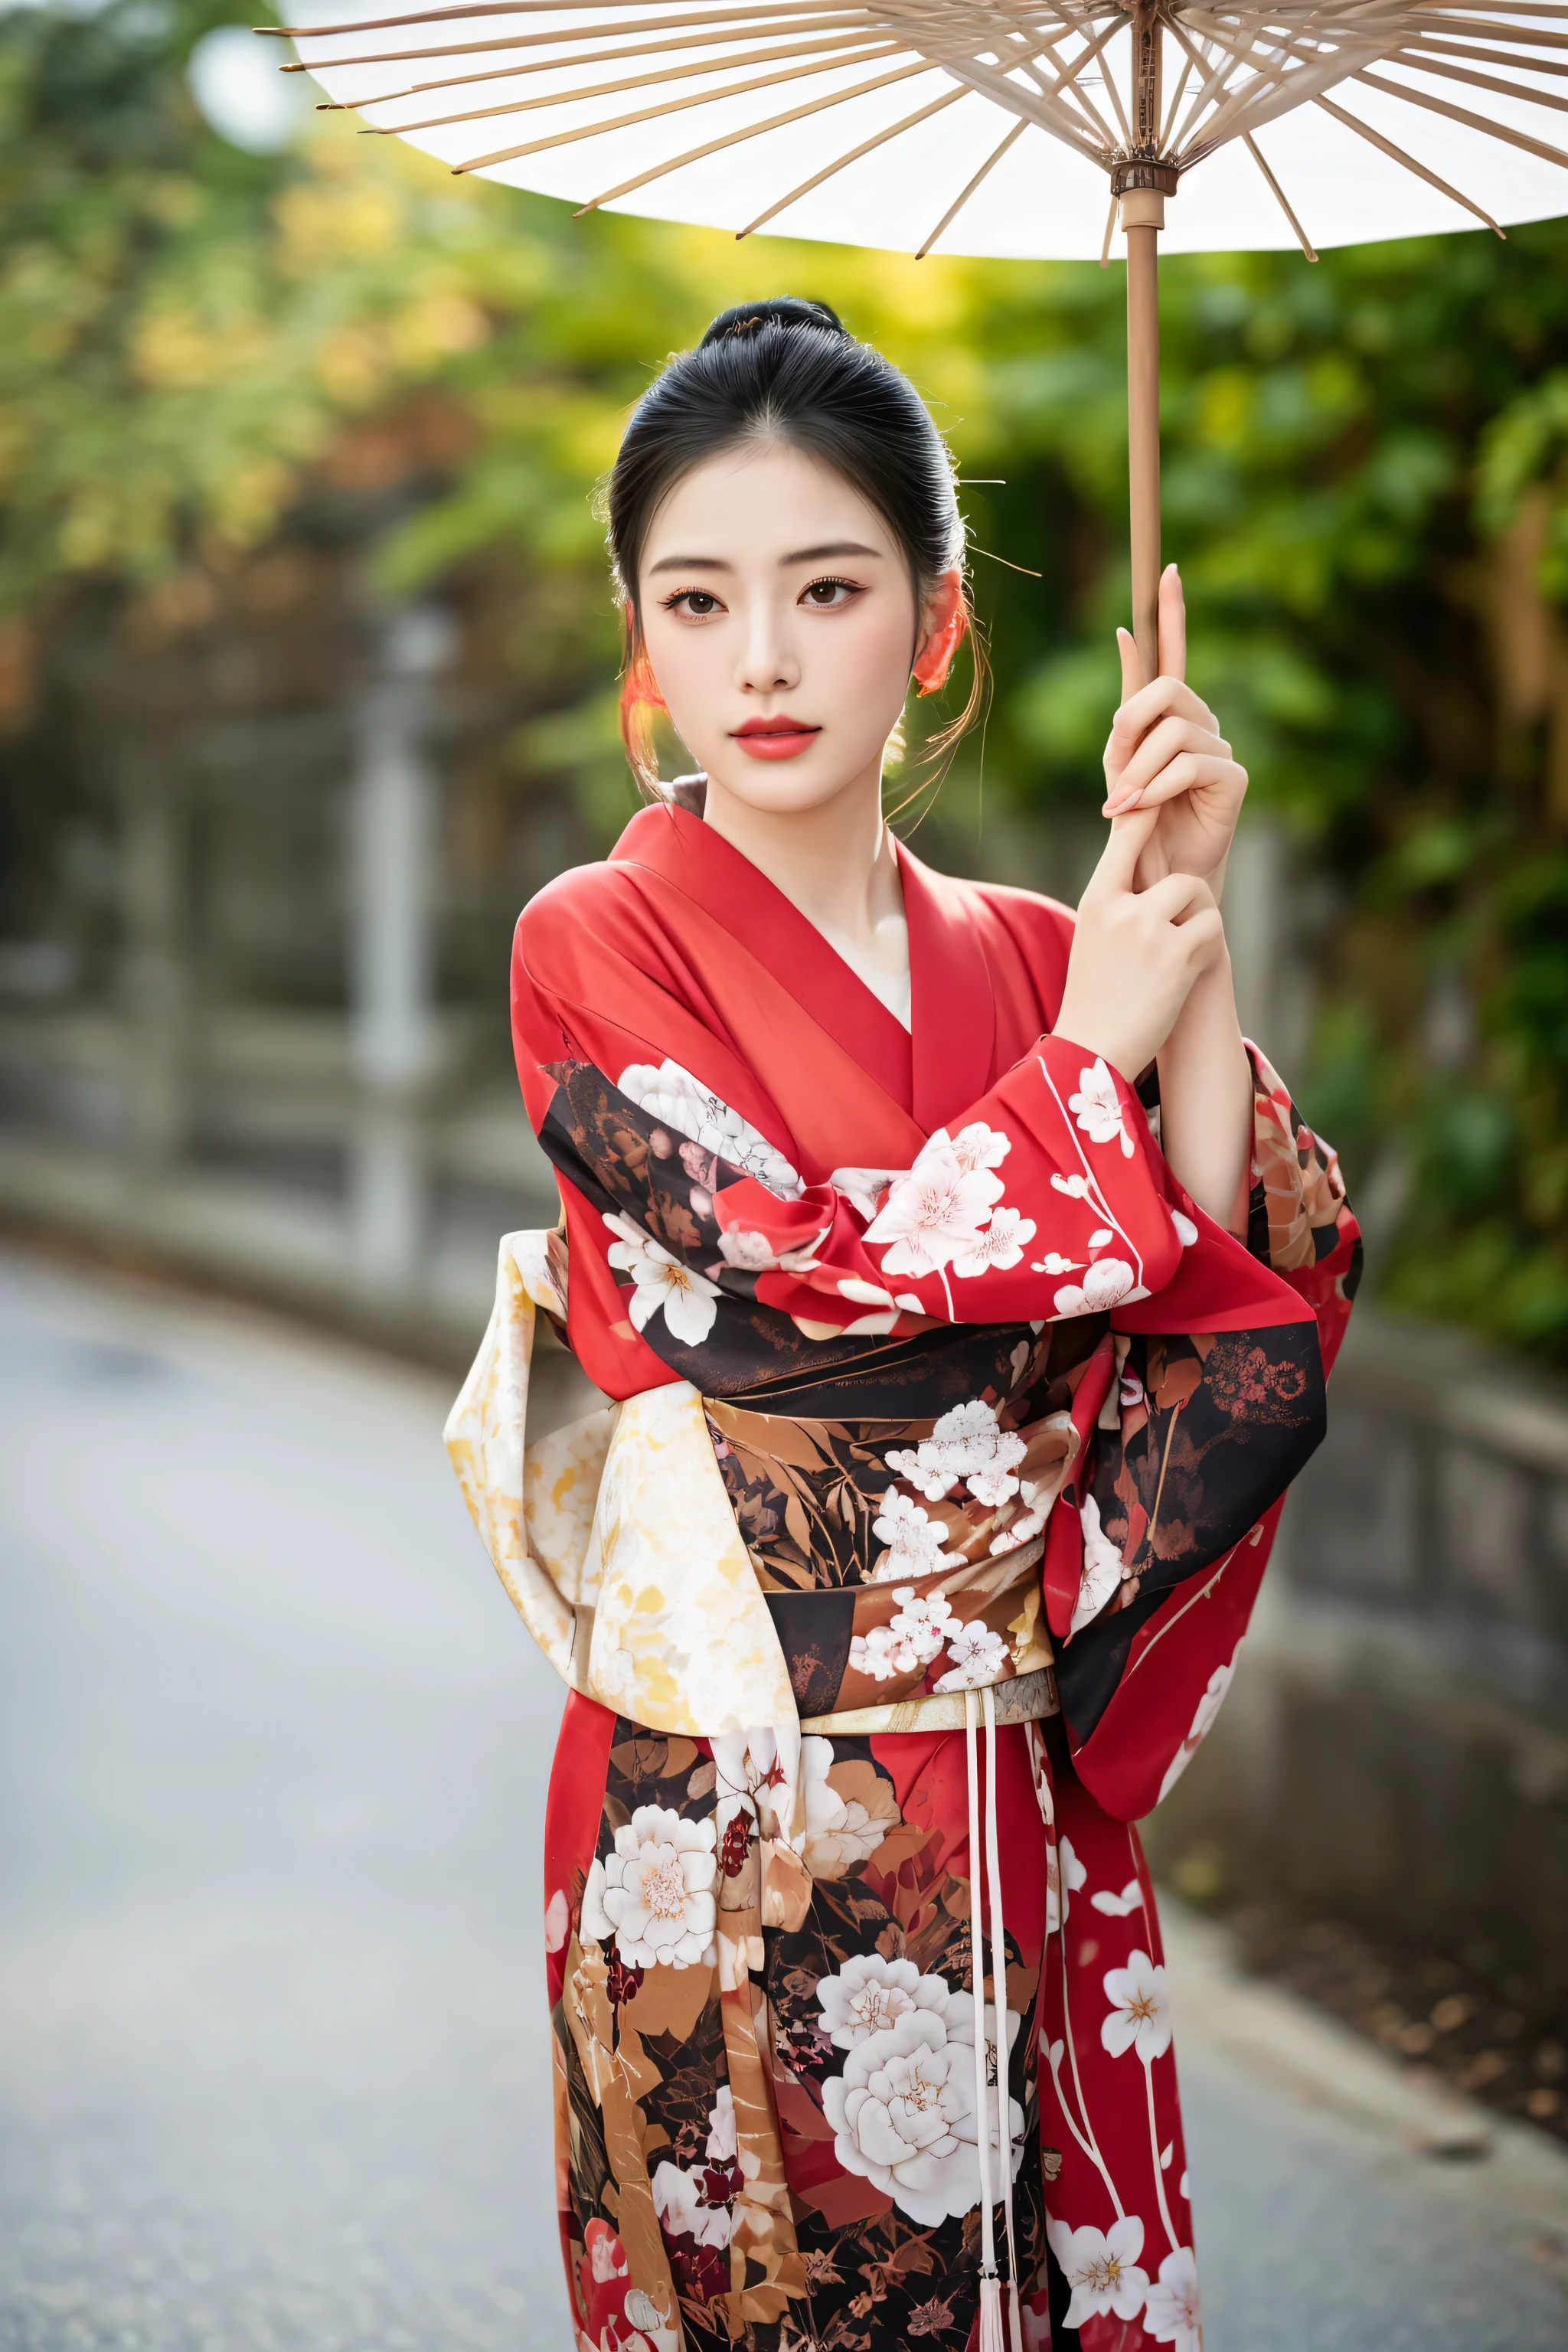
[0,571,570,1356]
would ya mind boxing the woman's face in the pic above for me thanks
[635,439,958,816]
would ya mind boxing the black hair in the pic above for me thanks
[607,296,982,793]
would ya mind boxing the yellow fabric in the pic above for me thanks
[445,1230,799,1743]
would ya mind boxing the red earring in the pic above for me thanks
[913,602,969,697]
[619,650,666,732]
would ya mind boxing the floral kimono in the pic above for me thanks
[446,792,1359,2352]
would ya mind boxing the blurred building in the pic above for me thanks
[0,488,580,1356]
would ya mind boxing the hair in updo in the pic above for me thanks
[607,296,982,795]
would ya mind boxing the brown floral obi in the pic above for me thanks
[704,1372,1078,1730]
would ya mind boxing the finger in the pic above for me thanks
[1108,752,1247,815]
[1158,563,1187,685]
[1105,724,1236,810]
[1116,626,1140,709]
[1106,675,1213,761]
[1141,867,1215,923]
[1094,802,1161,891]
[1181,907,1226,965]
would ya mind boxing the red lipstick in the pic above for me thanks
[730,714,820,762]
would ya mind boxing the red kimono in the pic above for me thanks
[511,795,1358,2352]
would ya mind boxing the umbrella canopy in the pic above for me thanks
[260,0,1568,668]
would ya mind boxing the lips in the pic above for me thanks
[731,716,821,762]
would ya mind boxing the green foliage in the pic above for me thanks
[8,0,1568,1354]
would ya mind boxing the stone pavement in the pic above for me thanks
[1,1244,1564,2352]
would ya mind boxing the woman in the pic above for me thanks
[446,297,1358,2352]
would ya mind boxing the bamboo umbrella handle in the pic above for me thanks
[1122,186,1164,688]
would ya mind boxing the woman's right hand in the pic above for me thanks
[1053,805,1224,1080]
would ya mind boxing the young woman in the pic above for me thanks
[447,297,1359,2352]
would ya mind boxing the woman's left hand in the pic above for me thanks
[1102,564,1246,893]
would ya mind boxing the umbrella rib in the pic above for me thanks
[1354,61,1568,165]
[910,43,1110,163]
[1409,10,1568,42]
[1159,47,1196,148]
[1242,129,1318,256]
[1165,18,1250,153]
[903,5,1122,152]
[979,28,1115,149]
[1420,1,1568,15]
[1168,18,1298,155]
[1413,18,1568,51]
[914,5,1119,149]
[1313,90,1504,228]
[354,32,901,132]
[319,11,880,100]
[263,0,855,33]
[1039,13,1129,146]
[1168,12,1330,155]
[1383,46,1568,111]
[1406,34,1568,77]
[1176,17,1416,160]
[735,81,969,234]
[463,52,931,176]
[915,113,1027,254]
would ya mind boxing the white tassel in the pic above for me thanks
[982,1686,1027,2352]
[980,2274,1007,2352]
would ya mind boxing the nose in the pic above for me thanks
[735,597,799,698]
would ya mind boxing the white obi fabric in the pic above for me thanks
[444,1230,800,1746]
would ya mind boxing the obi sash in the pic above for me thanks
[443,1232,1064,1751]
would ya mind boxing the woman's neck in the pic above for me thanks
[701,766,912,1027]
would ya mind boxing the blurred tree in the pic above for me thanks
[5,0,1568,1352]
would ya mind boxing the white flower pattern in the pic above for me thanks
[1053,1256,1136,1320]
[581,1803,717,1970]
[942,1121,1011,1174]
[617,1058,802,1195]
[1045,1831,1088,1936]
[799,1736,895,1877]
[1101,1949,1173,2062]
[603,1212,721,1346]
[1072,1491,1125,1635]
[868,1488,963,1582]
[1144,2245,1202,2350]
[1067,1057,1135,1159]
[952,1204,1038,1278]
[816,1954,949,2050]
[848,1586,958,1683]
[1157,1645,1244,1800]
[819,1969,1024,2228]
[1046,2216,1151,2330]
[864,1140,1005,1279]
[933,1620,1009,1693]
[886,1397,1027,1508]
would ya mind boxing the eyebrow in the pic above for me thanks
[646,539,885,576]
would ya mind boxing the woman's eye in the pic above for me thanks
[670,589,720,616]
[802,577,859,608]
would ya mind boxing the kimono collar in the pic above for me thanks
[609,797,995,1126]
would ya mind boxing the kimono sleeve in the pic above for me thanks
[717,1036,1202,1337]
[1049,1047,1363,1823]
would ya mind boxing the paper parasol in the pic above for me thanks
[258,1,1568,676]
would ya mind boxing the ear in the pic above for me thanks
[912,569,968,698]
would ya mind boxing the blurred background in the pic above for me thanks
[2,2,1567,2342]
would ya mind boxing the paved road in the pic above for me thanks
[2,1244,1564,2352]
